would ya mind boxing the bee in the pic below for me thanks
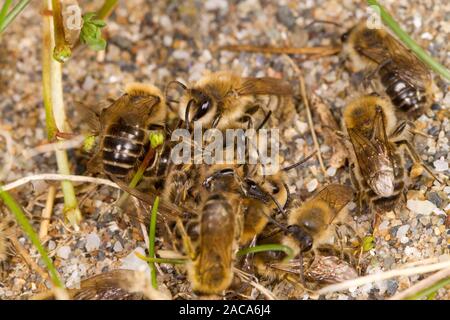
[32,269,169,300]
[164,162,244,295]
[253,184,355,283]
[341,22,434,119]
[173,71,294,130]
[343,95,407,214]
[87,83,168,182]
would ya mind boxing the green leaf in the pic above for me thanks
[80,12,107,51]
[362,236,375,252]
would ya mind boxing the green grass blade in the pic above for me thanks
[0,0,30,33]
[237,244,295,261]
[0,187,64,288]
[367,0,450,81]
[0,0,12,25]
[406,276,450,300]
[148,196,159,289]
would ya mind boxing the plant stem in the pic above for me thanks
[0,0,12,26]
[135,251,187,265]
[0,0,30,33]
[237,244,295,262]
[406,277,450,300]
[51,0,71,62]
[0,188,64,288]
[367,0,450,81]
[116,148,155,206]
[97,0,119,20]
[42,0,82,229]
[148,196,159,289]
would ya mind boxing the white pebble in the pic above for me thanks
[295,121,308,134]
[172,50,190,60]
[326,167,337,177]
[406,199,437,215]
[205,0,228,11]
[113,241,123,253]
[120,247,150,273]
[306,179,318,192]
[378,220,389,231]
[404,246,420,257]
[396,225,410,239]
[433,157,448,172]
[400,236,410,244]
[47,240,56,251]
[85,233,101,252]
[57,246,71,260]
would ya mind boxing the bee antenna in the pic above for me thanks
[282,182,291,210]
[306,19,343,29]
[257,110,272,130]
[185,99,194,129]
[282,151,317,171]
[298,253,306,286]
[164,80,187,96]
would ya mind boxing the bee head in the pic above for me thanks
[286,225,313,253]
[184,89,215,128]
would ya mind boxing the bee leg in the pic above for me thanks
[349,164,364,215]
[175,218,196,260]
[396,139,443,184]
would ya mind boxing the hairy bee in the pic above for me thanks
[174,71,294,130]
[341,22,434,119]
[87,83,168,182]
[253,184,355,283]
[343,95,407,213]
[170,163,244,295]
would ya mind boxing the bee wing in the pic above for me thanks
[69,270,142,300]
[110,175,186,222]
[100,94,161,128]
[238,77,294,96]
[73,101,101,134]
[312,184,353,223]
[386,38,431,87]
[348,128,391,182]
[357,30,430,88]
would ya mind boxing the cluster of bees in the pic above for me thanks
[1,21,443,299]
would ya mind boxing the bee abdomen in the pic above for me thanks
[102,124,146,178]
[379,66,427,115]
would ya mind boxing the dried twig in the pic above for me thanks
[22,134,85,159]
[234,268,277,300]
[39,185,56,240]
[283,55,327,175]
[10,235,49,282]
[219,45,340,56]
[1,174,119,192]
[389,267,450,300]
[318,259,450,295]
[0,129,14,181]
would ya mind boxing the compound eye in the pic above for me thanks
[193,99,211,121]
[341,31,350,42]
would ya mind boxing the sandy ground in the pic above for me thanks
[0,0,448,300]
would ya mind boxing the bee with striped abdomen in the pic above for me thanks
[341,22,434,119]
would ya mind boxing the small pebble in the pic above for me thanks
[433,157,448,172]
[47,240,56,251]
[396,225,410,239]
[407,200,437,215]
[113,241,124,252]
[306,179,318,192]
[85,233,101,252]
[57,246,71,260]
[326,167,337,177]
